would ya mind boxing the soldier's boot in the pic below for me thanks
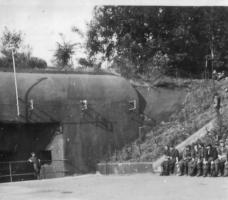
[160,162,167,176]
[203,163,209,177]
[169,162,175,175]
[162,161,170,176]
[188,162,196,176]
[176,162,181,176]
[215,161,220,177]
[196,163,202,176]
[219,162,225,176]
[223,162,228,177]
[184,162,189,175]
[210,162,217,177]
[179,162,185,176]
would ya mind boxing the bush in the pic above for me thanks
[0,54,47,70]
[28,57,47,69]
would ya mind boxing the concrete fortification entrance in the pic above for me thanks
[0,72,143,181]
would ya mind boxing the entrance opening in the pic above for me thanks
[39,150,52,164]
[0,122,60,183]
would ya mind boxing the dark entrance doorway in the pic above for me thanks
[0,122,60,182]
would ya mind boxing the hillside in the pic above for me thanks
[108,77,228,162]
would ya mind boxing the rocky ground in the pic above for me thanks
[1,174,228,200]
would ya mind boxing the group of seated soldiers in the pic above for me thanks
[160,140,228,177]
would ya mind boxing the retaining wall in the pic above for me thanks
[97,162,154,174]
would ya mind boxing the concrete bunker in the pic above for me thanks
[0,72,144,181]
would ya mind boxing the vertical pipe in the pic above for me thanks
[11,49,20,116]
[9,162,12,182]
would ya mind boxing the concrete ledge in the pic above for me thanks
[97,162,154,174]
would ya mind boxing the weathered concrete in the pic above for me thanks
[0,72,142,175]
[1,174,228,200]
[97,162,154,174]
[135,86,187,123]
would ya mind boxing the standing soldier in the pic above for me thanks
[28,152,41,180]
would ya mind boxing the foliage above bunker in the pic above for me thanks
[86,6,228,79]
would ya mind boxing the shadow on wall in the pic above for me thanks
[135,89,147,115]
[136,86,187,123]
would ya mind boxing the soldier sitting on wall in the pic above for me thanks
[160,145,170,176]
[179,145,191,176]
[169,145,180,174]
[28,152,41,180]
[216,140,227,176]
[196,143,205,176]
[203,144,218,177]
[223,140,228,177]
[188,143,199,176]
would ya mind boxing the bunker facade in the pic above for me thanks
[0,72,143,179]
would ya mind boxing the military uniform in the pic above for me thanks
[169,147,179,174]
[203,145,218,177]
[224,160,228,177]
[222,143,228,176]
[188,145,199,176]
[28,153,41,179]
[160,147,171,176]
[216,145,227,176]
[179,146,191,175]
[196,144,205,176]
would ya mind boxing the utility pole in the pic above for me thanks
[9,47,20,116]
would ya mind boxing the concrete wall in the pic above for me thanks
[0,123,65,180]
[0,72,142,174]
[97,162,154,174]
[136,86,187,123]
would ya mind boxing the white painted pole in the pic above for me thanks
[11,49,20,116]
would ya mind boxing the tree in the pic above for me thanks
[53,34,77,69]
[0,27,23,55]
[0,27,47,70]
[85,6,228,78]
[78,57,93,67]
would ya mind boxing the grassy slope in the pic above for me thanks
[110,77,228,162]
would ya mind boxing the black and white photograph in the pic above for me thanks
[0,0,228,199]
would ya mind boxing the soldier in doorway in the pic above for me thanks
[28,152,41,180]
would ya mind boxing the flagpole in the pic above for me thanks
[11,48,20,116]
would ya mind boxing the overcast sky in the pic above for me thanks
[0,0,95,65]
[0,0,227,66]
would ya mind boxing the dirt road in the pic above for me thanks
[1,174,228,200]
